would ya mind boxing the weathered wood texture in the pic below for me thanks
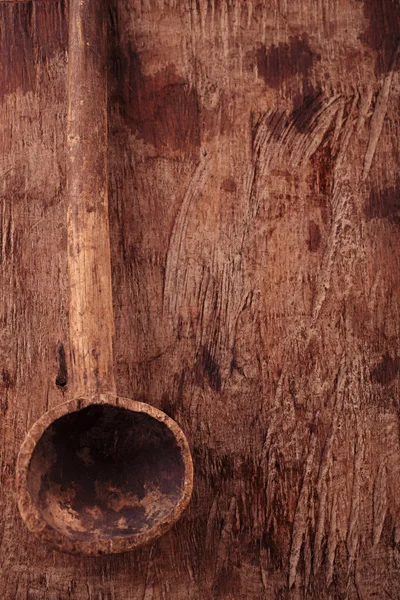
[1,0,400,598]
[66,0,115,396]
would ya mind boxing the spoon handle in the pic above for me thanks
[67,0,116,396]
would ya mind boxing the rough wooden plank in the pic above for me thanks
[1,0,400,598]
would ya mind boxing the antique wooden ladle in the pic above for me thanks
[15,0,193,555]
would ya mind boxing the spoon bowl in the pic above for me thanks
[17,394,193,555]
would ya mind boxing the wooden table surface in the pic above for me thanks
[1,1,400,598]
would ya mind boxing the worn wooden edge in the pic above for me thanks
[15,393,194,555]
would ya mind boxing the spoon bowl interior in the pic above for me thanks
[16,394,193,554]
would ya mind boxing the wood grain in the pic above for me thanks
[66,0,115,396]
[1,0,400,598]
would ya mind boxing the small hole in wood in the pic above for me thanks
[55,343,68,388]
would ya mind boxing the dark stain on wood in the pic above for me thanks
[0,368,12,389]
[221,178,237,193]
[0,210,12,264]
[213,566,241,597]
[110,42,200,158]
[0,369,10,415]
[371,353,400,385]
[34,0,67,63]
[365,183,400,225]
[307,221,321,252]
[194,346,222,392]
[256,34,318,89]
[262,109,288,141]
[261,530,284,570]
[291,89,323,134]
[360,0,400,74]
[310,131,334,200]
[0,1,67,101]
[218,454,235,481]
[379,512,395,548]
[0,3,35,99]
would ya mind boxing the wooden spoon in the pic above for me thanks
[16,0,193,555]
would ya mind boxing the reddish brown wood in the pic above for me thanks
[66,0,114,396]
[14,0,193,557]
[1,0,400,597]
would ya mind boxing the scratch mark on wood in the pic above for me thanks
[347,419,365,572]
[312,95,359,324]
[326,490,338,587]
[372,462,387,547]
[289,96,343,170]
[163,155,210,319]
[356,86,373,135]
[313,367,344,576]
[362,43,400,181]
[354,559,367,600]
[241,95,342,280]
[304,517,313,592]
[288,422,318,588]
[259,543,269,594]
[205,494,219,552]
[331,101,345,152]
[334,93,359,172]
[142,546,155,600]
[213,496,236,587]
